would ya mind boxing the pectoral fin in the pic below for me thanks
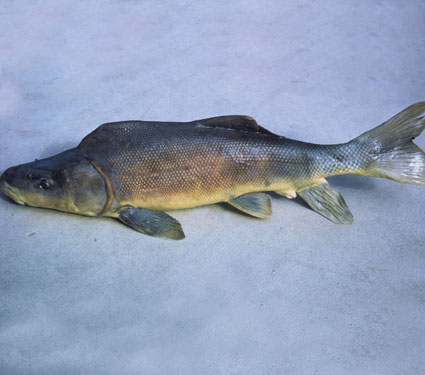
[228,193,272,219]
[119,206,185,240]
[298,183,353,224]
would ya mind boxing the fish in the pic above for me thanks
[1,103,425,240]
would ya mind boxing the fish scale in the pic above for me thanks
[1,103,424,239]
[78,120,365,210]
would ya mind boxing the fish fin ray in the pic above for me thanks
[228,193,272,219]
[353,102,425,185]
[195,116,279,136]
[298,183,353,224]
[119,206,185,240]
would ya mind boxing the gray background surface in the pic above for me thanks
[1,1,424,374]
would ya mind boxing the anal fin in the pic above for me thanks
[298,182,353,224]
[119,206,185,240]
[228,193,272,219]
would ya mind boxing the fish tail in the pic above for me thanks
[352,102,425,185]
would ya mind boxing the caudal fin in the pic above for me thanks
[353,102,425,185]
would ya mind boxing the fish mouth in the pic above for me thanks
[0,181,26,205]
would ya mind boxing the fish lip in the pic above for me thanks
[0,181,26,205]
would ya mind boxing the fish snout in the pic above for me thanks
[0,165,23,190]
[0,166,26,205]
[0,167,13,192]
[1,166,16,185]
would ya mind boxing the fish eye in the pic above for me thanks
[39,178,50,189]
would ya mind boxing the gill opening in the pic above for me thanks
[90,161,115,216]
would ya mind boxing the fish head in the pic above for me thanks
[0,148,107,216]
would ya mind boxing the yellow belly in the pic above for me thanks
[118,180,298,211]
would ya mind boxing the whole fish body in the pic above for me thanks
[1,103,425,239]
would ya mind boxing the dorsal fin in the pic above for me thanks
[193,116,279,136]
